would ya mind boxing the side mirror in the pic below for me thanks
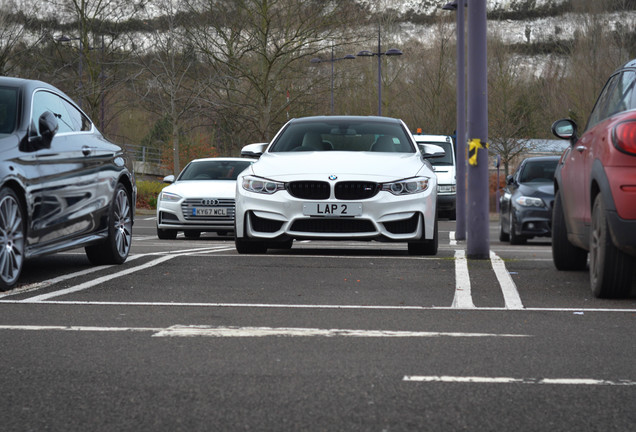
[506,174,515,185]
[163,175,175,184]
[420,143,446,159]
[21,111,59,152]
[39,111,59,146]
[551,118,578,144]
[241,142,269,159]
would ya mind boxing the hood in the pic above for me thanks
[518,182,554,197]
[163,180,237,198]
[249,151,431,182]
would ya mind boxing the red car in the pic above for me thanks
[551,59,636,298]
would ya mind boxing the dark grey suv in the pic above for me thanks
[0,77,135,290]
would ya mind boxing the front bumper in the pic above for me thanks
[157,198,236,232]
[235,188,437,242]
[437,193,456,211]
[513,206,552,238]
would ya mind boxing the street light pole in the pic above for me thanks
[356,26,403,116]
[310,45,355,114]
[443,0,467,241]
[466,0,490,259]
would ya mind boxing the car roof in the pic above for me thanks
[288,115,403,125]
[187,157,251,163]
[412,134,453,142]
[618,58,636,70]
[0,76,63,94]
[520,155,561,163]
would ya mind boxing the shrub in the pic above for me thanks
[136,180,166,210]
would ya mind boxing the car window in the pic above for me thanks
[587,71,636,129]
[519,160,558,183]
[178,160,253,181]
[32,90,91,134]
[269,120,415,153]
[0,86,18,135]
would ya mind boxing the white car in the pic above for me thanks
[235,116,444,254]
[156,157,253,239]
[413,134,457,220]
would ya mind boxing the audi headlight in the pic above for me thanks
[242,175,285,194]
[381,177,430,195]
[515,196,545,207]
[159,191,182,202]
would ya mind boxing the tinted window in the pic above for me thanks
[269,120,415,153]
[587,71,636,129]
[32,90,91,134]
[178,160,252,181]
[519,160,558,183]
[0,86,18,135]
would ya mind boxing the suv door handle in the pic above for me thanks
[82,146,92,156]
[576,145,586,153]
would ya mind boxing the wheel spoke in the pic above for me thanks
[0,195,24,285]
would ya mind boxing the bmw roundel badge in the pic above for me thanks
[329,175,337,180]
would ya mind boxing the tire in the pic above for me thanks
[184,230,201,239]
[235,237,268,254]
[157,226,177,240]
[509,211,526,245]
[408,214,438,256]
[85,183,133,265]
[0,187,25,291]
[589,194,634,298]
[552,190,587,271]
[499,216,509,242]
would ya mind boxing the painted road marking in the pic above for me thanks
[403,375,636,386]
[3,300,635,313]
[452,249,475,308]
[490,251,524,309]
[152,325,529,338]
[0,324,529,339]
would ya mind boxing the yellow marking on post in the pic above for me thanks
[468,138,488,166]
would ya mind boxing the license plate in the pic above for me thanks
[303,202,362,217]
[193,207,228,216]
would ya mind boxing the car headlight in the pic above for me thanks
[159,191,182,202]
[515,196,545,207]
[381,177,430,195]
[242,175,285,194]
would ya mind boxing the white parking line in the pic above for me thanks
[452,249,475,308]
[22,255,177,302]
[0,324,529,339]
[490,251,524,309]
[403,375,636,386]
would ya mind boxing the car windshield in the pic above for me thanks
[417,141,454,166]
[519,160,558,183]
[178,160,252,181]
[269,119,415,153]
[0,86,18,136]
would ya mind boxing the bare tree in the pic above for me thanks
[130,0,210,175]
[50,0,144,132]
[185,0,362,144]
[488,37,537,177]
[0,1,45,76]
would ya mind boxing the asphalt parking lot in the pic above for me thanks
[1,212,635,431]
